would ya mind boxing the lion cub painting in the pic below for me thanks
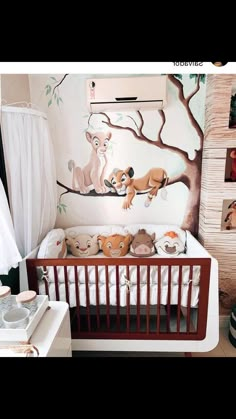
[105,166,168,209]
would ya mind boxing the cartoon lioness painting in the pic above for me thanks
[68,131,112,194]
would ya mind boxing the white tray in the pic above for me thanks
[0,295,49,342]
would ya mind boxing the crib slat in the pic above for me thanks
[116,266,120,331]
[157,266,161,333]
[74,266,80,333]
[137,266,140,332]
[95,265,100,330]
[197,261,211,337]
[85,266,91,332]
[146,265,150,334]
[84,265,91,332]
[53,266,60,301]
[177,266,182,333]
[43,265,49,297]
[126,266,130,333]
[186,265,193,332]
[105,265,110,330]
[166,266,171,333]
[26,263,39,294]
[26,256,211,341]
[64,266,70,304]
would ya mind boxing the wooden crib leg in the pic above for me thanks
[184,352,192,357]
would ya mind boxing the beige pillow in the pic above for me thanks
[37,229,67,258]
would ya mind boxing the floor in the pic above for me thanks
[72,327,236,357]
[192,326,236,357]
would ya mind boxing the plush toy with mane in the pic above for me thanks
[155,231,185,257]
[129,229,156,257]
[66,234,99,257]
[98,234,132,257]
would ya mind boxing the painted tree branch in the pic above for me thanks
[157,109,166,144]
[156,110,189,164]
[137,111,145,133]
[127,115,139,132]
[57,180,151,199]
[100,112,150,143]
[186,75,201,105]
[53,74,69,95]
[168,74,204,149]
[100,111,189,164]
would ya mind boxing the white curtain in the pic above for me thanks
[1,106,57,257]
[0,178,22,274]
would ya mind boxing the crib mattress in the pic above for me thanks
[38,254,200,308]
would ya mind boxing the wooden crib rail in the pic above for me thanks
[26,257,211,341]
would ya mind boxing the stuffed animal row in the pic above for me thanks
[66,229,186,258]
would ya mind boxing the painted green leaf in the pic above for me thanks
[174,74,182,80]
[58,206,62,214]
[57,98,60,105]
[83,114,89,118]
[48,99,52,107]
[63,206,67,213]
[115,116,123,123]
[200,74,206,83]
[59,97,63,103]
[45,85,50,89]
[54,93,57,99]
[50,77,57,81]
[189,74,197,80]
[46,86,51,95]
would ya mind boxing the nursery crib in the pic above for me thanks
[20,225,219,353]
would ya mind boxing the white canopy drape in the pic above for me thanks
[0,178,22,274]
[1,106,57,257]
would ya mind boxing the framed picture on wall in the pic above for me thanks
[229,81,236,128]
[221,199,236,231]
[225,148,236,182]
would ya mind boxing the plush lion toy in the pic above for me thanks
[98,234,132,257]
[66,234,99,257]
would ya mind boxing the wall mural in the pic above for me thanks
[34,73,206,235]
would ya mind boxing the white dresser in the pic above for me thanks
[0,301,72,357]
[30,301,72,357]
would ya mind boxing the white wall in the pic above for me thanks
[1,74,30,105]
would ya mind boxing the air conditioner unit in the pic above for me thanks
[86,75,167,112]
